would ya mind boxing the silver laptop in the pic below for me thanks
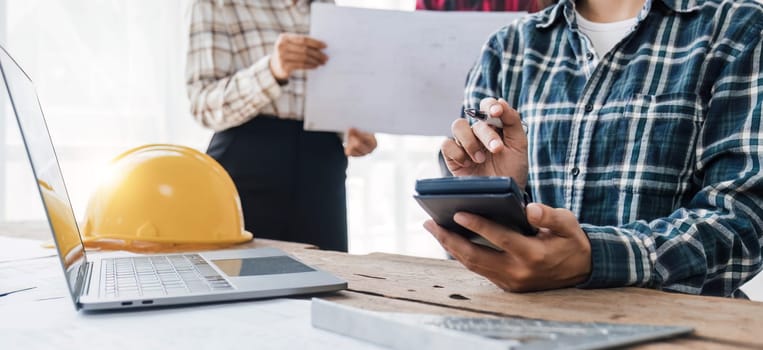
[0,45,347,311]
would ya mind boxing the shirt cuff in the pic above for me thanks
[248,55,282,101]
[577,224,654,289]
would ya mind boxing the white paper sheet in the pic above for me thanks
[0,257,70,303]
[0,236,55,263]
[0,237,61,298]
[0,297,385,350]
[304,4,526,136]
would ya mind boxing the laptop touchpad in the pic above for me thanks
[212,256,315,277]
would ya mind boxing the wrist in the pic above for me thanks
[268,57,289,84]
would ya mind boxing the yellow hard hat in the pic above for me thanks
[82,144,252,252]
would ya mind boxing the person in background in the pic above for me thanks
[426,0,763,297]
[186,0,377,252]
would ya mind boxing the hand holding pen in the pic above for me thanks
[465,107,528,133]
[441,98,529,190]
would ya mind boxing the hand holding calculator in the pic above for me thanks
[414,176,535,250]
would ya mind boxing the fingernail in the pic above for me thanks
[462,159,473,167]
[526,203,542,222]
[489,139,502,151]
[489,104,502,116]
[453,212,471,226]
[474,151,486,163]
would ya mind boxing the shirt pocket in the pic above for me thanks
[609,93,703,198]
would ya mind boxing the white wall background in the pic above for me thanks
[1,0,761,300]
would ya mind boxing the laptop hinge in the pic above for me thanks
[76,261,94,299]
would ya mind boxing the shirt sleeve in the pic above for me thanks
[185,0,282,132]
[579,29,763,297]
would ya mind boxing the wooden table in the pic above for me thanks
[3,222,761,349]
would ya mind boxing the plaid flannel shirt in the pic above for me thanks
[464,0,763,297]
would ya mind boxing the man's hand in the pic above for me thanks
[269,33,328,82]
[442,98,528,189]
[344,128,377,157]
[424,203,592,292]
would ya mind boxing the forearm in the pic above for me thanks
[578,186,763,296]
[187,56,282,131]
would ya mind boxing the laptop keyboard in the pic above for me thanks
[100,254,233,298]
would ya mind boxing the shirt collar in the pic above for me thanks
[536,0,703,29]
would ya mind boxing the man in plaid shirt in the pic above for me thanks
[425,0,763,297]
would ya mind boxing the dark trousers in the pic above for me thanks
[207,117,348,251]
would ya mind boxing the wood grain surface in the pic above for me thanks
[2,222,759,349]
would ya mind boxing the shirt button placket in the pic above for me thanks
[570,103,593,203]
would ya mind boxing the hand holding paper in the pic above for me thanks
[270,33,328,82]
[344,128,377,157]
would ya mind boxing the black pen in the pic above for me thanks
[464,108,504,128]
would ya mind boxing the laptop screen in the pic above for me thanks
[0,46,86,302]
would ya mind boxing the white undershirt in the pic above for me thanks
[575,10,638,59]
